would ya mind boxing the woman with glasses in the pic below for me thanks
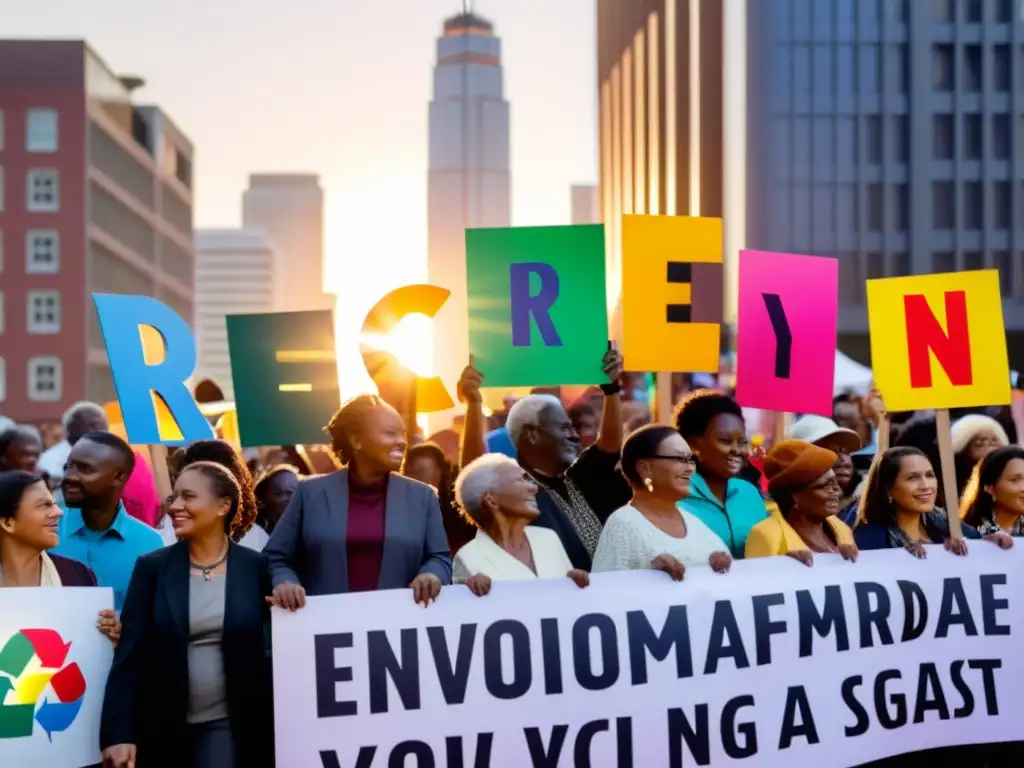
[592,425,732,579]
[745,440,859,564]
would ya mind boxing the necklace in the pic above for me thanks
[189,543,229,581]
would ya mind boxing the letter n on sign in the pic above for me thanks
[866,270,1010,411]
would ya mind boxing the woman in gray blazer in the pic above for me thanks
[265,395,452,609]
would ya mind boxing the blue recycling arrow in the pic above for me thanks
[34,697,83,741]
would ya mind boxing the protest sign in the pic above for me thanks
[226,310,340,447]
[620,214,722,373]
[0,587,114,768]
[466,225,609,387]
[93,294,215,446]
[735,250,838,415]
[272,549,1024,767]
[867,270,1010,412]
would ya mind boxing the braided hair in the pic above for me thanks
[324,394,391,465]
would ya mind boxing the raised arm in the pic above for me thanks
[595,346,625,454]
[458,359,488,470]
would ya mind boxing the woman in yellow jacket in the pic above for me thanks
[745,440,858,565]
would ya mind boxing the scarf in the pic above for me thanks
[0,551,62,587]
[530,473,603,558]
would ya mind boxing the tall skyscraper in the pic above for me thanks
[428,7,511,399]
[242,173,332,313]
[597,0,1024,366]
[0,40,195,421]
[571,184,601,224]
[194,229,276,399]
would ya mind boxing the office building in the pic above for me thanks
[242,173,332,313]
[597,0,1024,366]
[0,40,195,422]
[428,8,511,398]
[571,184,601,224]
[194,229,275,399]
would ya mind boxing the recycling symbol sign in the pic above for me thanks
[0,628,87,741]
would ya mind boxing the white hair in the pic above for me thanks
[454,453,521,522]
[505,394,563,446]
[62,401,107,432]
[0,417,14,434]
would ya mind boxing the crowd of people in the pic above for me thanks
[1,353,1023,767]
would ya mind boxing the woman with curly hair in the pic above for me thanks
[264,395,451,610]
[173,440,262,550]
[403,442,474,554]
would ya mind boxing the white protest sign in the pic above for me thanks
[0,587,114,768]
[273,548,1024,767]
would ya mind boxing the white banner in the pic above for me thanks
[273,549,1024,767]
[0,587,114,768]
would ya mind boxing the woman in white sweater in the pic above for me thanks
[592,425,732,579]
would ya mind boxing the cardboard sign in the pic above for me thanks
[466,225,609,387]
[226,310,340,447]
[867,270,1010,411]
[620,215,723,373]
[734,250,838,415]
[92,294,214,446]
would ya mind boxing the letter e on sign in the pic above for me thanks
[866,270,1010,411]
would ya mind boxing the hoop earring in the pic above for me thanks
[644,477,654,493]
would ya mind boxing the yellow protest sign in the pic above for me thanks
[866,270,1009,411]
[620,215,722,372]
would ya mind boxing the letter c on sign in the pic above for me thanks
[360,284,455,413]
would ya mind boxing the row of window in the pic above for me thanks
[0,167,60,213]
[780,0,1017,38]
[0,108,59,154]
[840,250,1018,303]
[0,230,61,274]
[933,43,1019,93]
[935,0,1019,24]
[0,290,62,334]
[933,113,1017,161]
[0,356,63,404]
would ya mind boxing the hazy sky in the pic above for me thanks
[7,0,598,294]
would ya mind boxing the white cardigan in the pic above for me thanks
[453,527,574,582]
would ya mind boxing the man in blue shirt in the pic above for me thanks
[52,431,163,609]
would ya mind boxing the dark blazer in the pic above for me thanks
[100,541,273,768]
[50,553,98,586]
[265,469,453,594]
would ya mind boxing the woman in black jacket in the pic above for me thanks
[101,461,273,768]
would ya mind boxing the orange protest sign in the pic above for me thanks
[866,270,1010,411]
[620,215,722,373]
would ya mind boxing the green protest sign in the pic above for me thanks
[465,225,608,387]
[226,310,340,447]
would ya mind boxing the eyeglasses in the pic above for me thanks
[647,454,698,467]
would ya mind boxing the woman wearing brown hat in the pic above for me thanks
[745,440,858,564]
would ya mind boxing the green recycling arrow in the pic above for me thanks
[0,677,35,739]
[0,634,34,678]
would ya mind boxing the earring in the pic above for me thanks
[887,494,893,504]
[644,477,654,493]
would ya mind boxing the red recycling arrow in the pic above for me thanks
[20,629,71,668]
[49,662,86,703]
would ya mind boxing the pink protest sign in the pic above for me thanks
[734,250,838,416]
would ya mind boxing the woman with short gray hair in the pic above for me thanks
[453,454,589,596]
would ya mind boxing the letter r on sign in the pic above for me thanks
[510,262,563,347]
[904,291,973,388]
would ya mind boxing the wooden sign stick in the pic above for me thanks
[934,408,963,539]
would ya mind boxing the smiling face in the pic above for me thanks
[636,433,697,501]
[890,454,938,514]
[352,404,407,472]
[168,467,232,540]
[691,413,748,481]
[791,469,843,521]
[0,480,62,551]
[483,463,540,523]
[988,458,1024,518]
[816,437,855,491]
[61,438,127,508]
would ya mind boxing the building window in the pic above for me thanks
[964,114,983,159]
[964,251,984,271]
[26,290,60,334]
[934,0,954,22]
[892,115,908,163]
[996,0,1013,23]
[893,184,909,230]
[933,251,956,273]
[867,183,884,231]
[25,230,60,274]
[866,252,885,279]
[993,114,1011,159]
[994,181,1012,229]
[27,357,62,402]
[933,181,955,229]
[993,45,1011,91]
[892,45,909,95]
[964,45,982,92]
[26,169,59,212]
[933,45,955,90]
[866,116,883,164]
[994,251,1013,297]
[891,252,910,277]
[964,181,983,229]
[934,114,955,159]
[965,0,983,22]
[25,108,58,153]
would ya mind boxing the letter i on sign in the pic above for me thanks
[866,269,1010,412]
